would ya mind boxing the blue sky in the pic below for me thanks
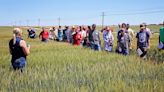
[0,0,164,26]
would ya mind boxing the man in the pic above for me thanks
[27,28,36,39]
[88,26,94,49]
[57,26,63,41]
[92,24,101,51]
[136,24,150,59]
[39,27,49,42]
[63,26,68,41]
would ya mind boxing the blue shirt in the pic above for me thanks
[136,30,150,48]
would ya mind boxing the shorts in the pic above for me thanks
[12,57,26,70]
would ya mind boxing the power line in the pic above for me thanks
[103,7,164,13]
[107,10,164,16]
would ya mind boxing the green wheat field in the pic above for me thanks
[0,26,164,92]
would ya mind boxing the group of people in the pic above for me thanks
[37,23,151,55]
[9,23,164,72]
[37,24,102,51]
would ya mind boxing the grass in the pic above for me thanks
[0,26,164,92]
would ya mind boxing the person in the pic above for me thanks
[117,23,128,38]
[9,28,30,72]
[88,26,94,49]
[126,24,135,49]
[53,27,58,40]
[92,24,101,51]
[81,26,88,47]
[143,23,152,38]
[69,26,76,44]
[63,26,68,41]
[158,26,164,50]
[136,24,150,59]
[72,27,82,46]
[49,27,56,40]
[27,28,36,39]
[65,26,71,43]
[116,23,130,55]
[39,27,49,42]
[103,26,114,52]
[57,26,63,41]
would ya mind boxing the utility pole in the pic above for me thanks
[58,17,61,26]
[14,21,17,27]
[38,19,40,27]
[26,19,29,27]
[101,12,105,29]
[19,20,21,27]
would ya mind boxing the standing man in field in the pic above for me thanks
[39,27,49,42]
[63,26,68,41]
[9,28,30,72]
[57,26,63,41]
[136,24,150,59]
[92,24,101,51]
[87,26,93,48]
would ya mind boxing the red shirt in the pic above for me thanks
[73,32,82,45]
[40,31,49,40]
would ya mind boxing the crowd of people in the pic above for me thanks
[9,23,164,72]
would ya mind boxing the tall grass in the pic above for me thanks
[0,26,164,92]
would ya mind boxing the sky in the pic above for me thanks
[0,0,164,26]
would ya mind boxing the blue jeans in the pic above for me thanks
[89,42,94,49]
[42,39,48,42]
[122,48,129,55]
[94,44,101,51]
[12,57,26,70]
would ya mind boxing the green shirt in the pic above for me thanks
[160,27,164,43]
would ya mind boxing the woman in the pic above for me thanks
[49,27,56,40]
[72,27,82,46]
[116,24,130,55]
[103,27,114,52]
[9,28,30,71]
[39,27,49,42]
